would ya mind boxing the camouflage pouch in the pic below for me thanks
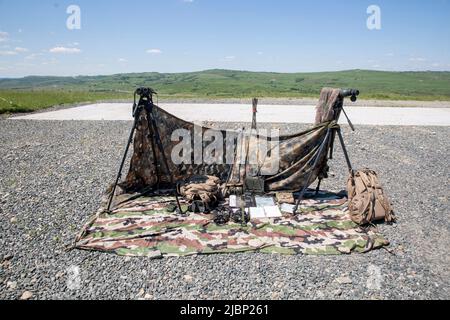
[244,176,265,194]
[347,169,395,225]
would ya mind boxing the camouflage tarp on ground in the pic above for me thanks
[73,192,389,257]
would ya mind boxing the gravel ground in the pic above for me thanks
[0,119,449,300]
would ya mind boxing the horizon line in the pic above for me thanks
[2,68,450,80]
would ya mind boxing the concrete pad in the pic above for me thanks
[10,103,450,126]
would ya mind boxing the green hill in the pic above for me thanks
[1,69,450,113]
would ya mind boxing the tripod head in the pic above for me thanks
[135,87,157,98]
[133,87,158,117]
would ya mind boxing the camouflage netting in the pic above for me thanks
[73,192,389,257]
[118,88,345,194]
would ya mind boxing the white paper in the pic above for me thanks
[229,195,237,207]
[249,207,266,219]
[254,196,276,207]
[264,206,282,218]
[280,203,295,214]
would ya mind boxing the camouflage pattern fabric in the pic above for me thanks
[315,88,343,125]
[122,106,233,192]
[120,88,344,194]
[227,121,337,191]
[74,192,389,257]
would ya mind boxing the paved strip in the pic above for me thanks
[10,103,450,126]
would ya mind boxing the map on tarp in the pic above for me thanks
[73,191,389,258]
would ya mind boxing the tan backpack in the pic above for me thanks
[177,175,221,212]
[347,169,395,225]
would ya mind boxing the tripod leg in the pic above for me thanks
[146,109,186,214]
[106,113,140,212]
[293,129,331,214]
[336,128,353,173]
[315,179,322,196]
[329,130,335,160]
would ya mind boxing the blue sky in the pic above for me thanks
[0,0,449,77]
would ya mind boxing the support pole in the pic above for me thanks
[252,98,258,130]
[248,98,258,178]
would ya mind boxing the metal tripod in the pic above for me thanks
[292,90,359,215]
[292,125,353,214]
[106,88,185,214]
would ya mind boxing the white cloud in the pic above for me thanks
[118,58,128,62]
[0,31,9,42]
[257,51,263,55]
[0,50,17,56]
[183,0,194,3]
[146,48,162,54]
[224,55,236,61]
[25,53,44,60]
[14,62,36,68]
[431,63,440,67]
[385,53,395,57]
[49,47,82,54]
[41,58,58,65]
[409,57,426,62]
[14,47,28,53]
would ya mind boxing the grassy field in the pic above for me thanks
[1,69,450,114]
[0,90,129,114]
